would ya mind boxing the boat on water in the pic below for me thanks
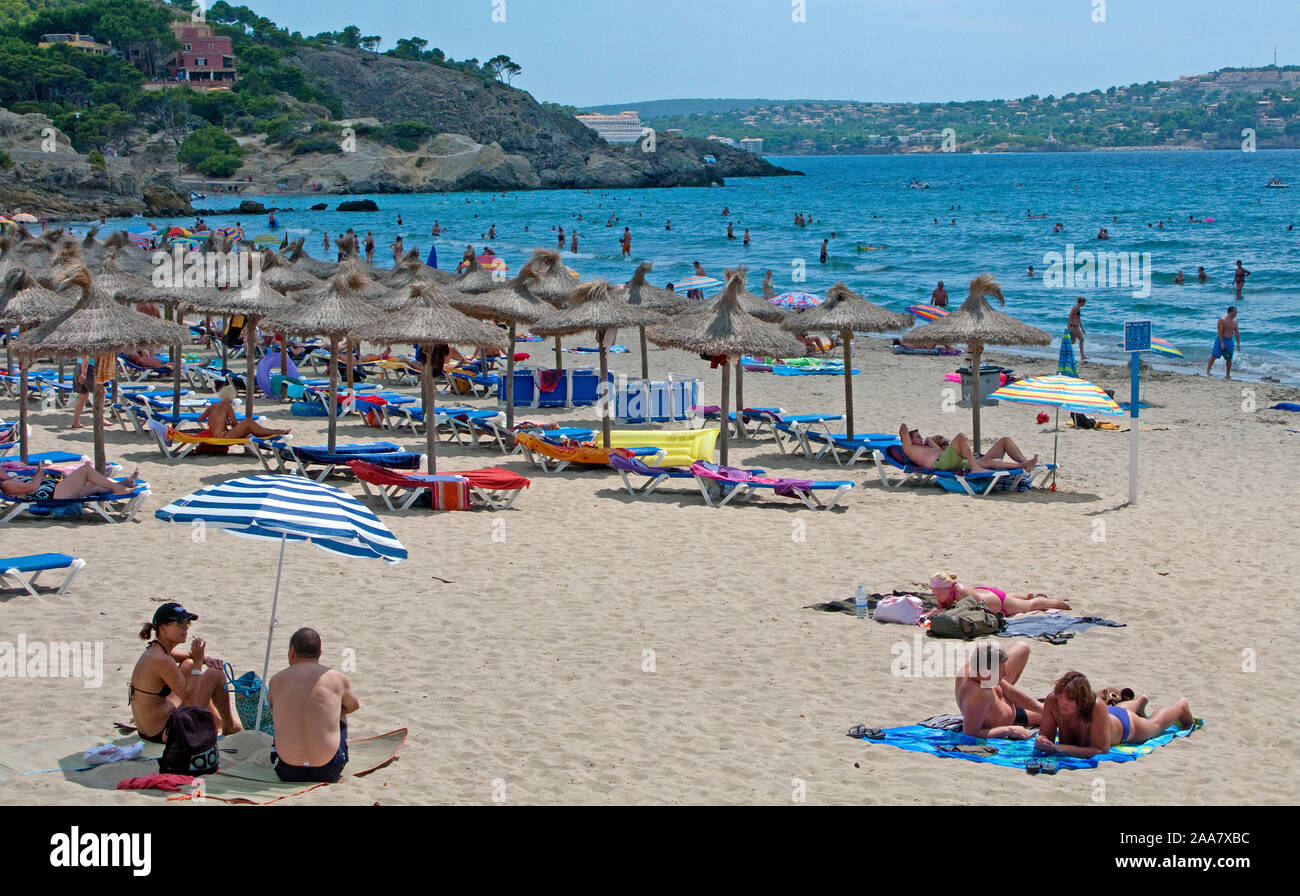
[188,190,206,201]
[906,179,930,190]
[1266,178,1289,189]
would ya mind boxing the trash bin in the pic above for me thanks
[957,365,1002,407]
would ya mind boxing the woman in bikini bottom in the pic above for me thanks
[929,574,1072,616]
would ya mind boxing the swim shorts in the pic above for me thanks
[935,445,970,472]
[1211,337,1234,360]
[271,721,348,783]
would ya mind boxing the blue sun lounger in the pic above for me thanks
[609,453,766,499]
[0,553,87,596]
[871,444,1054,496]
[0,481,150,523]
[799,431,901,466]
[285,443,425,481]
[690,461,855,511]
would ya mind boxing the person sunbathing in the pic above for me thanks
[1,461,140,501]
[129,602,241,743]
[955,643,1043,739]
[268,627,358,783]
[195,385,290,440]
[1035,670,1195,758]
[124,349,170,371]
[899,425,1038,474]
[930,572,1071,615]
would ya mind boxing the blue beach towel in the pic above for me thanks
[769,364,860,376]
[997,614,1125,640]
[854,720,1201,770]
[1271,402,1300,412]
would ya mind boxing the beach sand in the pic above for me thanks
[2,338,1297,805]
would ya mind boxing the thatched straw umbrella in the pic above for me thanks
[452,247,502,295]
[181,279,292,418]
[386,249,456,287]
[783,283,914,438]
[902,273,1050,448]
[265,271,382,452]
[1,268,76,462]
[15,268,188,472]
[449,264,554,429]
[675,268,788,431]
[648,269,802,465]
[297,259,389,390]
[623,262,690,380]
[531,281,666,448]
[518,248,579,369]
[285,238,337,278]
[258,252,320,377]
[357,283,508,476]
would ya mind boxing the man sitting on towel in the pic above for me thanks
[955,643,1043,740]
[899,425,1038,474]
[268,628,359,783]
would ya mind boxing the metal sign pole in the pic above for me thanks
[1123,320,1150,506]
[1129,352,1139,505]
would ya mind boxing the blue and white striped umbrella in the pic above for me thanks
[155,475,405,730]
[155,475,406,563]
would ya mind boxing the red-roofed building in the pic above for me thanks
[165,20,236,86]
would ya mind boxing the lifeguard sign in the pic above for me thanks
[1123,320,1151,504]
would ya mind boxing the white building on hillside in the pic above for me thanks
[575,111,645,144]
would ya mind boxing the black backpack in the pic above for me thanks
[928,596,1007,640]
[158,707,220,776]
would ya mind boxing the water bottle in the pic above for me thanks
[854,585,868,619]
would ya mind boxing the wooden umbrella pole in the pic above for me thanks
[422,341,436,476]
[18,359,29,464]
[554,337,563,375]
[720,358,731,466]
[971,342,984,450]
[598,329,611,449]
[168,304,181,418]
[639,325,649,381]
[245,315,258,418]
[843,327,855,439]
[734,359,745,441]
[345,338,355,392]
[505,323,517,429]
[328,334,339,453]
[280,331,288,378]
[92,380,106,474]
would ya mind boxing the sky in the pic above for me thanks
[252,0,1300,107]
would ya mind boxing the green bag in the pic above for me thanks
[927,596,1006,640]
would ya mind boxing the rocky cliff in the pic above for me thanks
[0,108,192,219]
[285,46,800,192]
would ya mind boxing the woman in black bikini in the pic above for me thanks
[0,462,140,501]
[129,603,241,743]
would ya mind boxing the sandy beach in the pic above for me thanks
[1,336,1297,805]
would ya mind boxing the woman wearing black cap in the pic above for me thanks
[128,603,241,742]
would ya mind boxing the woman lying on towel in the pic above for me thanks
[1,461,140,501]
[194,384,290,440]
[1035,671,1195,757]
[128,602,241,743]
[930,572,1070,616]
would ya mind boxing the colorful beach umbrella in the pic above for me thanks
[12,213,37,223]
[673,275,723,293]
[991,374,1122,488]
[771,291,823,311]
[155,474,406,728]
[1150,337,1183,358]
[252,233,282,247]
[458,254,508,272]
[907,304,950,321]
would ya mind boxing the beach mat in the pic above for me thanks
[852,720,1201,770]
[1,728,405,803]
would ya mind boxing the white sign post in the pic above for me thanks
[1123,321,1151,505]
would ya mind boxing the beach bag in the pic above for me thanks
[226,665,275,735]
[927,596,1006,640]
[874,594,924,625]
[158,706,219,776]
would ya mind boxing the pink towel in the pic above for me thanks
[538,369,563,392]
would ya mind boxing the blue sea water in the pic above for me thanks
[104,149,1299,383]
